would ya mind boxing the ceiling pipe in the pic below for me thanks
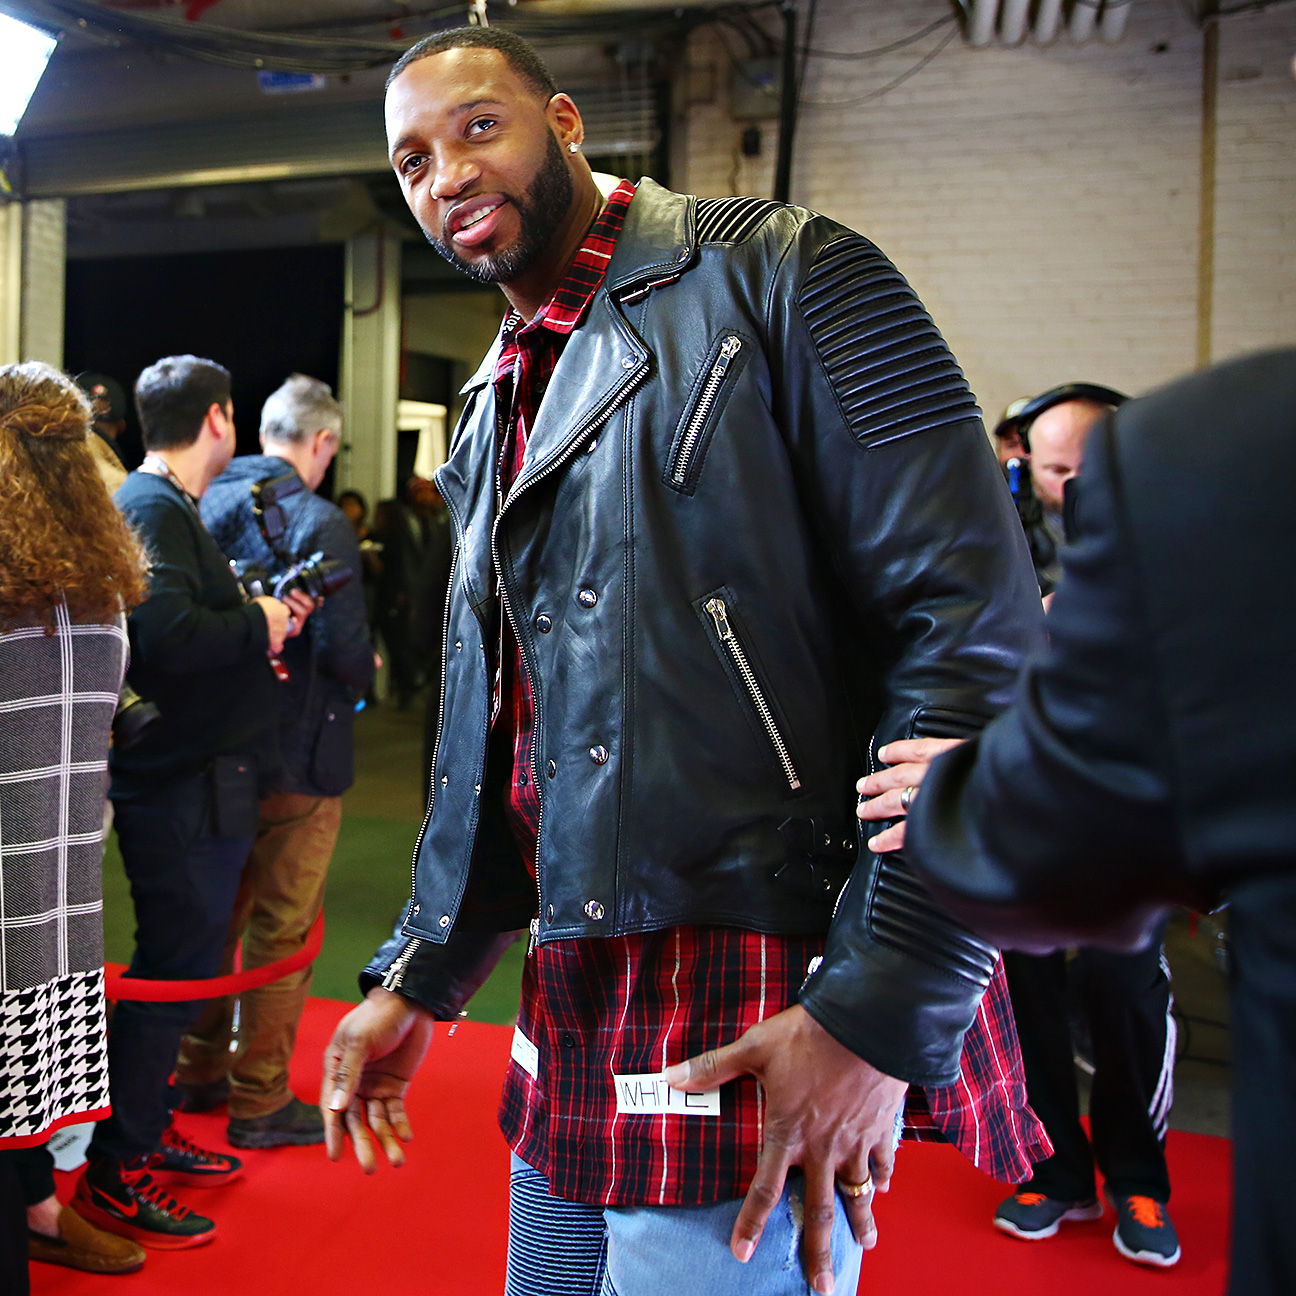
[1000,0,1031,44]
[1070,1,1100,41]
[772,0,797,204]
[1100,1,1133,40]
[967,0,1000,47]
[1033,0,1065,42]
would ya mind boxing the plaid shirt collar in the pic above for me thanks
[495,179,637,365]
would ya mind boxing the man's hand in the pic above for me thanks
[664,1004,907,1294]
[253,596,292,654]
[856,738,965,853]
[320,986,435,1174]
[282,589,317,638]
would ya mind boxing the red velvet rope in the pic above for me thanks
[104,912,326,1002]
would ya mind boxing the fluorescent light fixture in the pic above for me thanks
[0,13,58,137]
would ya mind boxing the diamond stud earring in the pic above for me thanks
[568,142,580,153]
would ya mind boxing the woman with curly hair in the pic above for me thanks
[0,362,151,1291]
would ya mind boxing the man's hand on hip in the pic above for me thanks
[321,986,435,1174]
[665,1003,907,1294]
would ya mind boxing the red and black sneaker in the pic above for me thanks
[156,1123,243,1188]
[73,1158,215,1250]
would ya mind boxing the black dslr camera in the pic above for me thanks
[238,470,356,601]
[228,471,356,680]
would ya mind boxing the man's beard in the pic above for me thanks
[426,130,574,285]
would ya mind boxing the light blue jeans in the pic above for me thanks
[505,1153,865,1296]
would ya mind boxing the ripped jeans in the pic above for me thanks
[505,1153,863,1296]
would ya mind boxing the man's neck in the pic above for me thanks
[264,440,315,491]
[501,172,608,322]
[150,445,216,499]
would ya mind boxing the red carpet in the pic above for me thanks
[33,997,1231,1295]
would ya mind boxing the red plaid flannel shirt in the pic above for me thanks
[489,180,1048,1205]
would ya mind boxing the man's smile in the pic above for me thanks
[443,194,510,247]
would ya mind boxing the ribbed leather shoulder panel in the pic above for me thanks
[798,234,979,445]
[694,196,783,244]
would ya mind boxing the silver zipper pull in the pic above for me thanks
[705,597,734,641]
[716,336,742,369]
[527,917,540,957]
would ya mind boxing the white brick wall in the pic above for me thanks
[676,0,1289,422]
[20,199,66,369]
[1212,8,1296,361]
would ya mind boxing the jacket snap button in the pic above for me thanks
[535,614,552,633]
[621,356,635,369]
[455,640,463,651]
[589,745,609,765]
[577,589,597,609]
[547,904,555,920]
[439,914,450,928]
[441,774,448,786]
[327,711,335,721]
[584,900,605,920]
[412,904,420,915]
[546,759,557,779]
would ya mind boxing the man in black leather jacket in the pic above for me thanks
[863,349,1296,1296]
[321,28,1043,1295]
[183,374,374,1150]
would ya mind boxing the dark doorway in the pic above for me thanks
[64,244,345,475]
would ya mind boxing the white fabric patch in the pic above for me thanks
[510,1026,539,1080]
[613,1072,720,1117]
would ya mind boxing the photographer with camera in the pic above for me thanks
[177,374,374,1152]
[75,355,313,1251]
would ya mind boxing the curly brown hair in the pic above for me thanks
[0,362,150,631]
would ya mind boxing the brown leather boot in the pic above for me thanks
[29,1205,147,1274]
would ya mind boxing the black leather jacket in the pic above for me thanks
[364,181,1044,1087]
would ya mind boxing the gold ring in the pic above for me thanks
[836,1176,873,1199]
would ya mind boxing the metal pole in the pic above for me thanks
[773,0,798,203]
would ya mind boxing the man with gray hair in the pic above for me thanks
[176,373,375,1150]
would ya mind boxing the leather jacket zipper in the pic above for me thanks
[382,936,423,991]
[704,596,802,791]
[670,336,743,487]
[387,518,465,983]
[495,358,648,956]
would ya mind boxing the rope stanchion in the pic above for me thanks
[104,911,326,1002]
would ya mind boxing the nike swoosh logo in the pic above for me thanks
[94,1188,139,1219]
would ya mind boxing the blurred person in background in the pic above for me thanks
[408,476,453,795]
[0,363,150,1289]
[74,371,130,493]
[176,374,374,1150]
[370,478,435,710]
[993,384,1126,599]
[864,348,1296,1295]
[74,356,313,1251]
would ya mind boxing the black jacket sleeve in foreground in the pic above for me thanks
[906,416,1200,953]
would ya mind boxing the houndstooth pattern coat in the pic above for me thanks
[0,603,127,1146]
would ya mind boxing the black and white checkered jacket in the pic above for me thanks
[0,604,126,1145]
